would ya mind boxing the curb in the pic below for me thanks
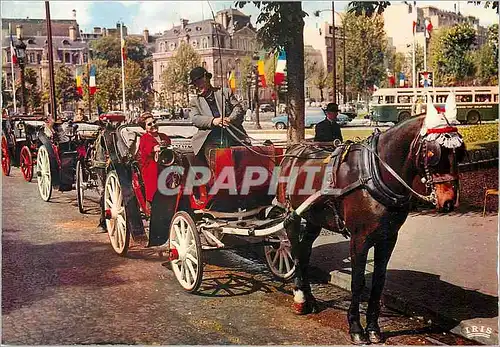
[329,265,499,345]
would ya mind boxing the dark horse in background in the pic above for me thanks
[275,95,465,344]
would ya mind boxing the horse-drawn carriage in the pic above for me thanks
[75,112,126,214]
[1,116,46,181]
[35,120,101,202]
[101,120,296,292]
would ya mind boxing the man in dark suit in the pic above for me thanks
[314,102,343,143]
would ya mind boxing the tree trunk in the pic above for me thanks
[320,88,324,102]
[285,3,306,144]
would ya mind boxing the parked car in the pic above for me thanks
[259,104,274,113]
[271,108,351,129]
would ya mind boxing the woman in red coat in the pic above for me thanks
[137,113,171,205]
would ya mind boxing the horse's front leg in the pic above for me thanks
[348,234,370,345]
[285,218,321,315]
[365,234,398,343]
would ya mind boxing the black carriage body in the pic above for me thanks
[105,121,197,242]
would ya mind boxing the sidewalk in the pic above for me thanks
[310,212,498,345]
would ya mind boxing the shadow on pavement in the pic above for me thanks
[382,269,498,329]
[2,238,129,314]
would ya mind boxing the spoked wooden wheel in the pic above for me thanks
[20,146,33,182]
[1,135,11,176]
[76,160,86,213]
[263,229,296,280]
[36,145,52,202]
[169,211,203,292]
[104,170,130,256]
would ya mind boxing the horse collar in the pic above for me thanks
[360,133,412,208]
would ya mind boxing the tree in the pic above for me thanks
[160,42,201,106]
[125,60,146,108]
[55,65,80,110]
[347,1,391,16]
[312,67,329,102]
[17,67,41,112]
[304,50,318,83]
[2,77,12,109]
[90,36,149,68]
[343,11,387,105]
[238,55,254,103]
[473,24,499,85]
[429,24,476,86]
[237,1,307,144]
[469,1,499,13]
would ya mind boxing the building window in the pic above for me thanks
[37,54,42,63]
[64,52,71,63]
[169,42,176,51]
[83,53,88,63]
[202,38,208,48]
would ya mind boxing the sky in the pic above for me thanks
[2,0,499,36]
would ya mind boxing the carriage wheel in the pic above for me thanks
[20,146,33,182]
[36,145,52,202]
[169,211,203,292]
[76,160,86,214]
[263,230,296,280]
[1,135,11,176]
[104,170,130,256]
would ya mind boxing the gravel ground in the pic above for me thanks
[460,167,498,212]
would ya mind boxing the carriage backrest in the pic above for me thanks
[208,145,279,192]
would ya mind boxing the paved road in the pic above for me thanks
[2,171,475,345]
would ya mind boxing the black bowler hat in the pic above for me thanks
[325,103,339,113]
[189,67,212,84]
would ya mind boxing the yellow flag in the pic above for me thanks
[228,70,236,91]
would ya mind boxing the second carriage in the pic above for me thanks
[103,121,295,292]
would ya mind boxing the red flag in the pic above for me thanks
[10,33,17,64]
[121,38,127,61]
[425,19,433,39]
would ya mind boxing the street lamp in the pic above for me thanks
[252,53,261,129]
[313,5,347,105]
[14,38,27,115]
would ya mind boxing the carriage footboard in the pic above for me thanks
[220,189,325,237]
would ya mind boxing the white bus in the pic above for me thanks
[370,86,499,124]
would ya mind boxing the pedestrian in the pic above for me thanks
[314,102,343,143]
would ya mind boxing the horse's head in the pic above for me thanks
[416,91,465,212]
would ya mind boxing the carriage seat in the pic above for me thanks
[120,126,146,157]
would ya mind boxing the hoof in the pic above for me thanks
[367,330,383,344]
[292,299,317,315]
[350,332,368,345]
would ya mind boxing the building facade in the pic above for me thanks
[383,3,488,55]
[152,8,257,105]
[2,17,90,112]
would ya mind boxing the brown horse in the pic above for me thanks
[275,96,465,344]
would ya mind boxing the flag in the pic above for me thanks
[121,38,127,61]
[412,1,418,35]
[425,19,433,39]
[399,72,405,87]
[9,33,17,64]
[75,66,83,95]
[257,59,266,88]
[89,64,97,95]
[274,49,286,86]
[227,70,236,92]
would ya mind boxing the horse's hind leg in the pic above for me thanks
[365,234,398,343]
[286,219,321,315]
[348,235,370,345]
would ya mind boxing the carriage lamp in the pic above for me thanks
[14,39,27,115]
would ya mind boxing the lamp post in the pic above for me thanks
[252,53,261,129]
[14,37,27,115]
[313,6,347,105]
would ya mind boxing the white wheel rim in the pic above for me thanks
[77,162,84,210]
[170,214,199,291]
[264,230,295,279]
[36,146,51,201]
[105,172,127,253]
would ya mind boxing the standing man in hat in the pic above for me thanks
[314,102,344,143]
[188,66,248,163]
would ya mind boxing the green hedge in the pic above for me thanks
[459,124,498,144]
